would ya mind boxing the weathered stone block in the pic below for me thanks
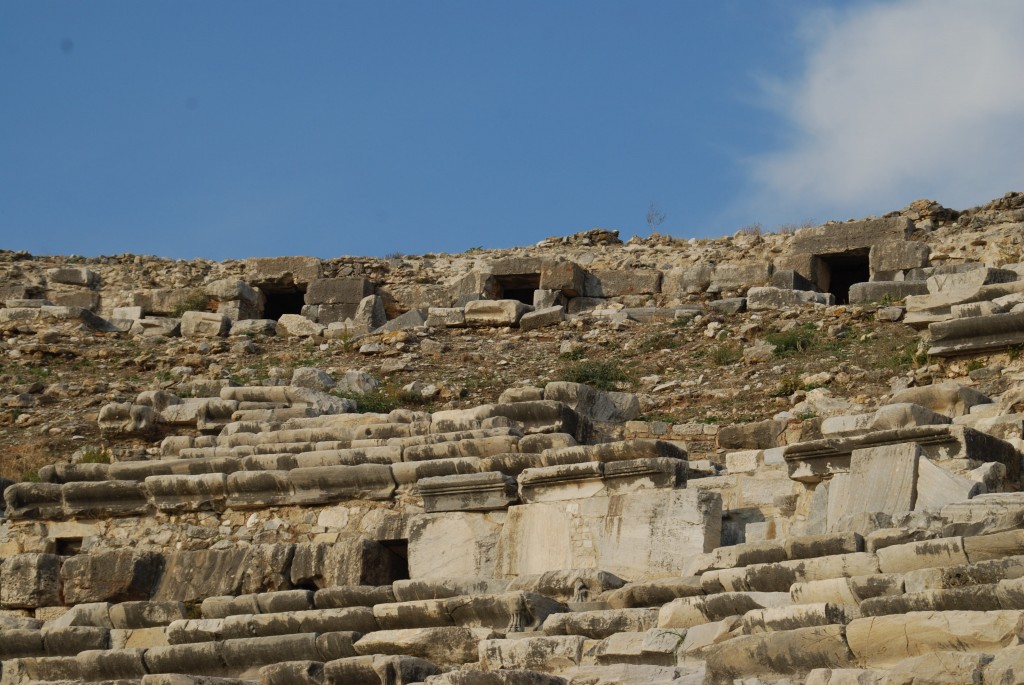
[495,489,721,579]
[1,554,62,609]
[61,551,164,604]
[464,299,531,327]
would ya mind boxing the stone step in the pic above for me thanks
[321,654,440,685]
[540,607,658,639]
[419,668,569,685]
[352,627,495,668]
[167,610,375,643]
[657,591,792,629]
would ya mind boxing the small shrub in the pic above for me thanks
[736,223,762,237]
[765,324,817,356]
[711,344,741,366]
[559,348,586,361]
[966,358,986,373]
[79,445,111,464]
[638,332,681,352]
[558,360,633,391]
[384,251,405,260]
[334,389,399,414]
[21,470,41,483]
[771,374,802,397]
[172,290,211,317]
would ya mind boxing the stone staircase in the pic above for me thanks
[5,377,1024,684]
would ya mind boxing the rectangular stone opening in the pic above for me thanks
[262,286,306,320]
[495,273,540,305]
[820,251,870,305]
[55,537,83,555]
[378,539,410,582]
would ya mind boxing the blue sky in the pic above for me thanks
[2,1,1023,260]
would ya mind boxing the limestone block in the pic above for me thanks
[704,624,854,681]
[708,261,773,294]
[849,281,929,304]
[663,264,714,296]
[76,647,149,680]
[479,635,585,672]
[543,382,641,423]
[713,553,881,593]
[41,625,109,654]
[291,537,401,588]
[495,489,721,579]
[963,529,1024,564]
[845,610,1024,664]
[518,462,605,503]
[179,310,231,338]
[785,532,863,560]
[914,458,981,513]
[352,294,386,332]
[288,464,396,504]
[142,641,229,675]
[46,265,98,287]
[540,260,585,297]
[418,472,518,512]
[109,601,188,629]
[315,586,397,609]
[404,435,519,461]
[507,569,625,602]
[425,669,568,685]
[0,629,42,659]
[869,241,930,274]
[889,381,991,418]
[541,608,658,638]
[740,602,854,633]
[426,307,466,327]
[61,551,164,604]
[928,311,1024,356]
[746,287,833,310]
[98,402,161,436]
[876,537,968,574]
[903,556,1024,593]
[408,512,504,578]
[354,626,495,666]
[520,305,565,331]
[926,266,1018,294]
[376,307,428,332]
[790,216,912,254]
[984,644,1024,685]
[305,278,373,305]
[129,316,182,336]
[584,269,662,297]
[825,444,919,532]
[1,554,62,609]
[446,592,564,632]
[246,256,322,287]
[465,299,532,327]
[324,654,440,685]
[277,313,326,337]
[541,439,684,467]
[657,592,790,629]
[4,482,64,519]
[860,585,1001,616]
[0,656,83,683]
[62,479,151,518]
[49,289,100,310]
[229,318,277,336]
[373,598,454,630]
[259,660,325,685]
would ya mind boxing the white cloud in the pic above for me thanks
[748,0,1024,223]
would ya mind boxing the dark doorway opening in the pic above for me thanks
[56,537,82,555]
[495,273,541,305]
[262,288,306,320]
[376,539,410,583]
[820,251,870,305]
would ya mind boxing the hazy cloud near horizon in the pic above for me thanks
[748,0,1024,224]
